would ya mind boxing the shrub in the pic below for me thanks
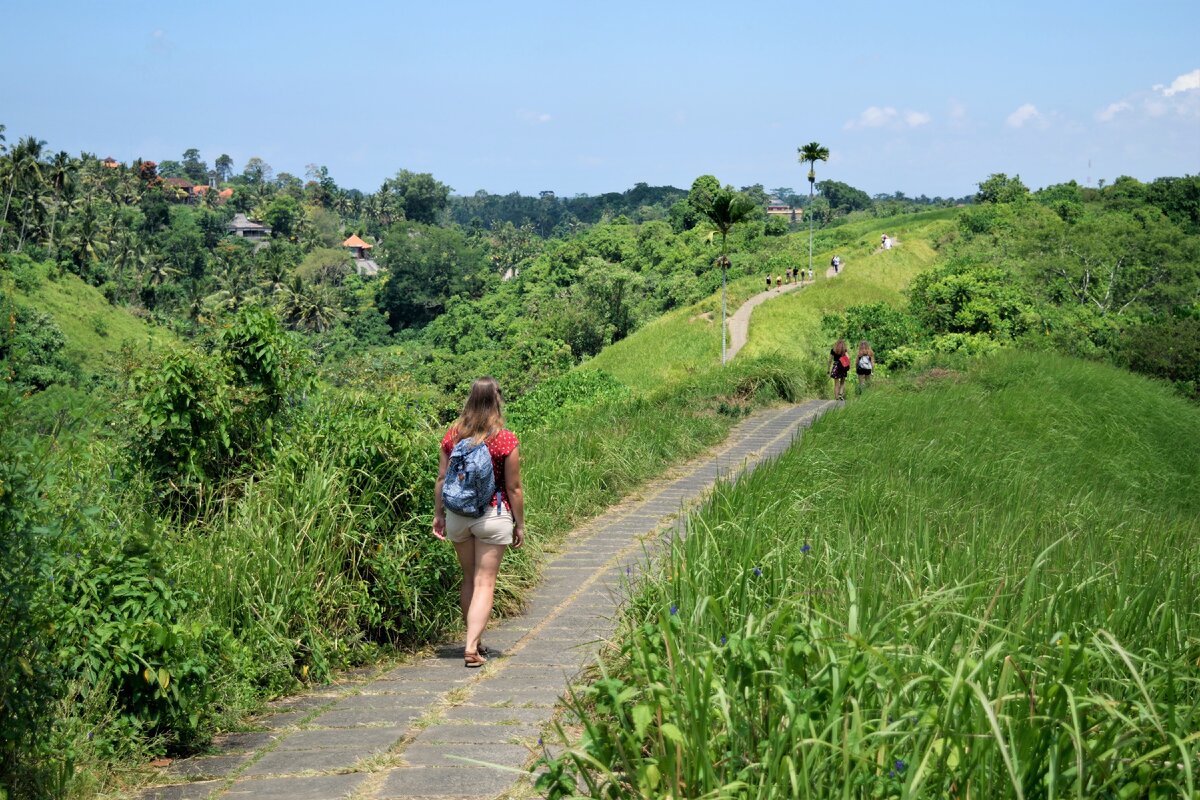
[506,370,631,431]
[0,389,68,798]
[1116,315,1200,399]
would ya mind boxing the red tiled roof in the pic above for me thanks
[342,234,372,249]
[218,188,233,199]
[164,177,192,188]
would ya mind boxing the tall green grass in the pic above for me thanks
[538,352,1200,798]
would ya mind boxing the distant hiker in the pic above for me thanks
[808,267,814,281]
[829,339,851,402]
[882,234,892,250]
[856,339,875,392]
[776,273,782,289]
[831,255,841,273]
[785,267,792,283]
[766,273,772,292]
[433,377,525,668]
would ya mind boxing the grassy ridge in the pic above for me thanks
[587,212,953,393]
[742,228,945,362]
[540,352,1200,798]
[12,271,176,369]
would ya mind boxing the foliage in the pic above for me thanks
[822,301,921,367]
[0,388,67,799]
[377,222,489,329]
[0,289,78,392]
[975,172,1030,204]
[907,256,1036,339]
[1116,314,1200,399]
[505,369,631,431]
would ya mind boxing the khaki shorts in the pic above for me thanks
[445,507,514,546]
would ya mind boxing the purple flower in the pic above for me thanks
[801,542,811,554]
[753,566,763,577]
[670,604,678,616]
[538,737,544,746]
[625,566,631,576]
[720,635,727,645]
[894,759,906,772]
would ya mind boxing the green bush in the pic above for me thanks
[0,291,78,392]
[55,521,216,750]
[1117,315,1200,399]
[0,389,68,799]
[506,369,631,431]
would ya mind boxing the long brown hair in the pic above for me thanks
[832,339,848,357]
[857,339,874,358]
[452,377,505,444]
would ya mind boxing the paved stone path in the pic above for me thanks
[726,279,809,361]
[139,400,833,800]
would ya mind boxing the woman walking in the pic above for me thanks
[855,339,875,393]
[433,377,525,668]
[829,339,850,402]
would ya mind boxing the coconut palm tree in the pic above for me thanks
[798,142,829,277]
[687,176,758,365]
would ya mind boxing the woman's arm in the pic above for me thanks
[432,447,449,540]
[504,446,525,548]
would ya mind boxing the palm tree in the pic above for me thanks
[688,176,758,365]
[798,142,829,277]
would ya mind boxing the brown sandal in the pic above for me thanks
[464,651,487,668]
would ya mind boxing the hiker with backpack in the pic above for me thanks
[829,338,851,402]
[433,377,525,668]
[855,339,875,392]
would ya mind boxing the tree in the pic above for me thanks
[262,194,302,238]
[798,141,830,277]
[688,175,756,365]
[975,173,1029,204]
[214,154,234,183]
[181,148,208,184]
[377,222,486,329]
[383,169,451,225]
[242,157,273,186]
[818,179,871,213]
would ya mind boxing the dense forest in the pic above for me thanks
[2,121,1198,797]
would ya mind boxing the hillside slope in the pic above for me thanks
[585,210,954,392]
[10,271,177,373]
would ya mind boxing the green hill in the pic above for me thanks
[8,269,177,374]
[585,210,955,393]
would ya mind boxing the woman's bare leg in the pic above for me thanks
[464,542,507,655]
[452,539,476,632]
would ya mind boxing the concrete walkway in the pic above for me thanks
[726,279,809,361]
[139,401,834,800]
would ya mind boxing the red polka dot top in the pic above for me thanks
[441,427,519,508]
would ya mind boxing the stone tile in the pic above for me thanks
[222,772,368,798]
[276,725,405,751]
[325,693,433,712]
[441,705,554,725]
[377,766,521,799]
[252,710,307,730]
[400,742,533,769]
[210,730,278,754]
[410,722,540,745]
[467,685,563,707]
[306,706,425,729]
[165,754,246,780]
[237,747,365,777]
[138,781,221,800]
[355,680,452,696]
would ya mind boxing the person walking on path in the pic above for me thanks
[766,273,772,292]
[829,339,851,402]
[855,339,875,393]
[433,377,525,668]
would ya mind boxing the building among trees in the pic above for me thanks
[229,213,271,240]
[342,234,380,277]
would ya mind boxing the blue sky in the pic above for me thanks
[2,1,1197,198]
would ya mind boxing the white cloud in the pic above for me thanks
[904,110,931,127]
[1153,68,1200,97]
[1006,103,1042,128]
[1096,68,1200,124]
[844,105,933,130]
[518,110,553,124]
[1097,101,1131,122]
